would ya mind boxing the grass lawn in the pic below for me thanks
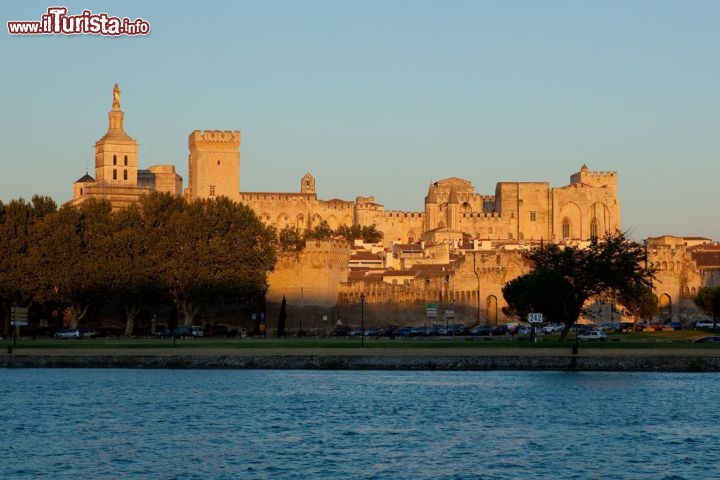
[2,329,719,351]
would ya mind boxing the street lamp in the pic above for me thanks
[360,293,365,348]
[473,251,481,325]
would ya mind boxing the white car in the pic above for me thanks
[695,320,717,330]
[577,330,608,341]
[54,328,81,339]
[542,323,564,333]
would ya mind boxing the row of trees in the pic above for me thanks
[277,222,383,251]
[0,193,277,336]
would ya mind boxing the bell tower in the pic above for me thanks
[94,84,138,185]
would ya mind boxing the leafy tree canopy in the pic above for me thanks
[694,286,720,321]
[502,231,655,340]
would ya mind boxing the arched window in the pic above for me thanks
[590,217,598,239]
[562,218,571,239]
[113,169,117,180]
[124,155,128,166]
[113,155,117,166]
[123,169,127,180]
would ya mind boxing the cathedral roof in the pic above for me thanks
[433,177,473,189]
[75,173,95,183]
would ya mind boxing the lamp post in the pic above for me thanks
[573,319,579,355]
[360,293,365,348]
[473,251,481,325]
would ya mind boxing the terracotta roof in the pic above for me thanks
[410,264,452,277]
[692,251,720,268]
[393,243,422,252]
[383,269,416,277]
[351,251,382,261]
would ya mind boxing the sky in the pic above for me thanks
[2,1,719,242]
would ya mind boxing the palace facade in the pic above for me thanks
[67,86,712,326]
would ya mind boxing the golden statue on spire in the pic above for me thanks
[112,83,121,108]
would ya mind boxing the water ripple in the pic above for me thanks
[1,370,720,479]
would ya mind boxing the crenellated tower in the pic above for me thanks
[570,163,618,193]
[186,130,241,200]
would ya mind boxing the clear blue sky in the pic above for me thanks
[2,1,718,241]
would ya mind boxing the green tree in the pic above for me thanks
[305,220,333,241]
[277,226,306,251]
[335,224,383,244]
[694,286,720,330]
[154,196,277,326]
[26,199,112,328]
[617,282,658,328]
[502,231,655,341]
[102,204,167,336]
[0,196,57,334]
[359,225,383,244]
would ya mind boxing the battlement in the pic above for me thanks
[383,210,424,219]
[188,130,240,147]
[570,165,617,187]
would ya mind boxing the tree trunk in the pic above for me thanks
[124,303,142,337]
[180,299,198,326]
[69,303,91,329]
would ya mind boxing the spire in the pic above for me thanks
[101,83,134,141]
[426,181,438,204]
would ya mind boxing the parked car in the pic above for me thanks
[542,323,564,333]
[693,336,720,344]
[666,322,684,331]
[577,330,608,342]
[156,327,173,338]
[470,324,492,336]
[695,320,718,330]
[489,325,509,336]
[54,328,81,339]
[172,326,193,339]
[598,323,623,332]
[81,328,99,338]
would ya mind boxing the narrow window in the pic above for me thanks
[124,155,128,166]
[562,220,570,239]
[530,211,537,222]
[113,169,117,180]
[113,155,117,166]
[209,185,216,197]
[123,169,128,180]
[590,218,598,239]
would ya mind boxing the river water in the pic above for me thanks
[1,369,718,479]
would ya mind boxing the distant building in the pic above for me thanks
[67,84,182,210]
[68,86,716,325]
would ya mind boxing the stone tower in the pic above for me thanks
[94,83,138,185]
[186,130,241,200]
[301,173,316,195]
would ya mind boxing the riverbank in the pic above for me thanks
[3,347,720,371]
